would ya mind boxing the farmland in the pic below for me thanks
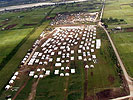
[103,0,133,77]
[111,32,133,77]
[103,0,133,28]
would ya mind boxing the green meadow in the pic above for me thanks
[111,32,133,77]
[103,0,133,28]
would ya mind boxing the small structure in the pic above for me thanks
[65,73,70,76]
[5,85,11,90]
[54,70,59,75]
[34,75,38,78]
[60,73,64,76]
[71,69,75,74]
[78,56,82,60]
[85,65,89,68]
[90,65,94,68]
[45,70,50,75]
[55,63,62,67]
[39,75,44,78]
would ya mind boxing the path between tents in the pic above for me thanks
[12,77,30,100]
[27,78,40,100]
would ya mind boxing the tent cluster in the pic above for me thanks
[51,12,99,26]
[26,25,100,76]
[5,72,19,90]
[28,67,76,78]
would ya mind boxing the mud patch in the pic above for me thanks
[124,27,133,32]
[5,24,17,30]
[23,24,37,26]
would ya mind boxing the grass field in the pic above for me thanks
[0,28,33,64]
[111,32,133,77]
[103,0,133,28]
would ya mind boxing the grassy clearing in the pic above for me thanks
[0,28,33,64]
[111,32,133,77]
[103,0,133,28]
[87,28,121,96]
[35,76,66,100]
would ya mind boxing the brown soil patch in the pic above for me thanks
[23,24,37,26]
[96,88,128,100]
[124,27,133,32]
[5,24,17,30]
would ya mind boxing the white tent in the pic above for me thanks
[85,65,89,68]
[92,55,96,59]
[45,70,50,75]
[11,76,16,80]
[34,75,38,78]
[14,72,19,76]
[55,63,62,67]
[54,70,59,75]
[9,80,14,84]
[70,57,74,60]
[42,68,45,71]
[39,75,44,78]
[60,73,64,76]
[78,56,82,60]
[65,73,70,76]
[71,69,75,73]
[37,68,41,72]
[5,85,11,90]
[61,67,64,70]
[90,65,94,68]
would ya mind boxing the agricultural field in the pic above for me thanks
[103,0,133,28]
[111,32,133,77]
[103,0,133,77]
[0,6,52,30]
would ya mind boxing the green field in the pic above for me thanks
[111,32,133,77]
[103,0,133,28]
[0,6,52,30]
[0,28,33,64]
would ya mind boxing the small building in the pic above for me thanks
[85,65,89,68]
[39,75,44,78]
[71,69,75,74]
[65,73,70,76]
[78,56,82,60]
[55,63,62,67]
[60,73,64,76]
[54,70,59,75]
[45,70,50,75]
[34,75,38,78]
[90,65,94,68]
